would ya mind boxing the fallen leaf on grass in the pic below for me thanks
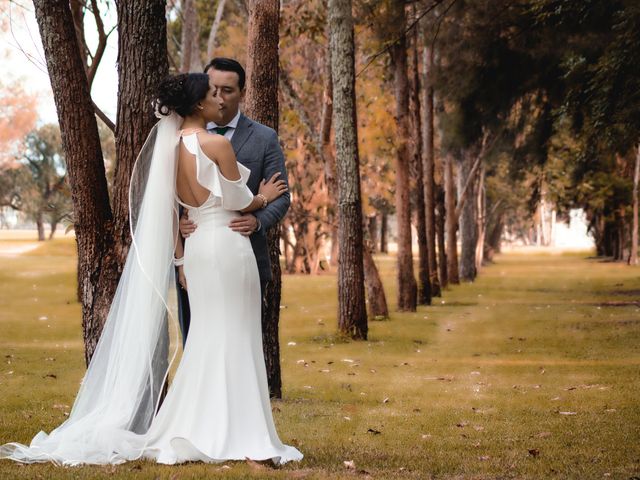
[456,421,469,428]
[367,428,381,435]
[421,434,431,439]
[43,374,57,379]
[344,460,356,470]
[528,448,540,457]
[535,431,552,438]
[478,455,490,461]
[558,411,577,415]
[382,397,390,404]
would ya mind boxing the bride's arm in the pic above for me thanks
[200,135,282,212]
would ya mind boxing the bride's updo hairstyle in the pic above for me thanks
[155,73,210,117]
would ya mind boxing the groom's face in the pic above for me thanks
[207,68,244,125]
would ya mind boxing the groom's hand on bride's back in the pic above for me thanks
[180,211,197,238]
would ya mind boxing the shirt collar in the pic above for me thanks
[208,110,241,130]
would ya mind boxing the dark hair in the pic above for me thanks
[204,57,246,90]
[155,73,210,117]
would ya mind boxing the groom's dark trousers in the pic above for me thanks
[176,114,290,345]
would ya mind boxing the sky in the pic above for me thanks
[1,0,118,125]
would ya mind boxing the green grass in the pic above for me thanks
[0,239,639,479]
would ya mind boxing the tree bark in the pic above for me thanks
[474,165,485,272]
[207,0,227,58]
[49,221,57,240]
[368,215,378,253]
[389,2,417,311]
[629,144,639,265]
[363,241,388,320]
[114,0,169,269]
[180,0,200,72]
[245,0,283,397]
[409,14,431,306]
[380,212,388,253]
[329,0,368,340]
[458,150,478,282]
[36,212,45,241]
[321,35,339,268]
[444,153,459,284]
[33,0,118,364]
[421,41,441,296]
[435,184,448,287]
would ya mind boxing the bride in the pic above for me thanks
[0,73,303,466]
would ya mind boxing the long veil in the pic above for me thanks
[0,112,183,465]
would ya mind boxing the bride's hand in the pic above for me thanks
[178,266,187,291]
[258,172,287,203]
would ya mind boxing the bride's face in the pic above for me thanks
[198,84,224,124]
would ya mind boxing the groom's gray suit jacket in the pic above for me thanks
[177,114,289,342]
[229,113,290,283]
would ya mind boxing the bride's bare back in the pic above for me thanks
[176,130,242,208]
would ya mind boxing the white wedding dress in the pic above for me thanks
[0,118,302,466]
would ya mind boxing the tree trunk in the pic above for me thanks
[629,144,640,266]
[368,215,378,253]
[33,0,118,364]
[389,2,417,311]
[206,0,227,58]
[458,148,478,282]
[320,35,339,268]
[245,0,283,398]
[484,212,503,262]
[180,0,200,72]
[444,153,459,284]
[363,241,388,320]
[329,0,368,340]
[114,0,169,270]
[421,40,440,297]
[380,212,388,253]
[474,165,485,272]
[436,184,448,287]
[36,212,45,241]
[409,14,431,306]
[49,221,57,240]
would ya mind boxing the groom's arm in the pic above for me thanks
[253,131,290,232]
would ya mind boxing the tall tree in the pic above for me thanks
[244,0,284,397]
[33,0,117,363]
[421,39,441,295]
[631,146,640,265]
[389,0,417,311]
[329,0,368,339]
[33,0,168,363]
[114,0,169,266]
[444,152,459,284]
[409,9,431,305]
[206,0,227,58]
[18,125,71,241]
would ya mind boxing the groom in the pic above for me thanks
[178,57,290,341]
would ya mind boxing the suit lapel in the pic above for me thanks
[231,114,254,157]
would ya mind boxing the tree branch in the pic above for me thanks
[455,130,492,219]
[93,101,115,133]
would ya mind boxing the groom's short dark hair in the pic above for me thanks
[204,58,246,90]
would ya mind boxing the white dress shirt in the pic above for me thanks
[207,110,241,141]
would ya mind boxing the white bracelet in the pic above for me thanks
[173,256,184,267]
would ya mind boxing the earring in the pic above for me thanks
[198,105,204,110]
